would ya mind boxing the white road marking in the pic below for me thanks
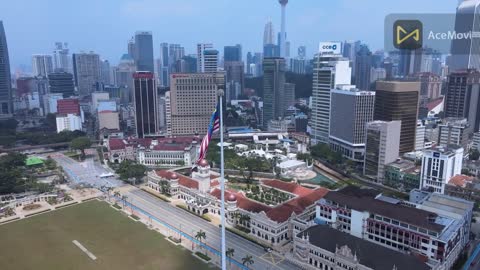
[72,240,97,260]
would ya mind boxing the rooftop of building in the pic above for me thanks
[448,174,475,188]
[386,159,420,174]
[426,97,444,112]
[323,186,445,232]
[108,136,198,151]
[298,225,430,270]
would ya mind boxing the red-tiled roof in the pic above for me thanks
[210,180,219,187]
[261,179,314,197]
[109,138,126,150]
[426,97,443,112]
[448,174,474,188]
[155,170,198,189]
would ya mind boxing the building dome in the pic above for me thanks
[227,193,237,202]
[198,159,209,167]
[170,172,179,179]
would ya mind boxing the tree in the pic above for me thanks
[121,195,128,208]
[241,255,254,268]
[116,160,147,185]
[195,230,207,255]
[226,248,235,268]
[470,148,480,161]
[70,137,92,160]
[44,113,57,131]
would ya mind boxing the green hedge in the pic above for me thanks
[141,188,171,202]
[195,252,211,262]
[113,203,122,209]
[130,214,140,220]
[222,225,268,249]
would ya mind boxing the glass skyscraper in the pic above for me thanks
[0,21,12,115]
[134,31,154,72]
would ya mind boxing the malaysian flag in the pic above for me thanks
[196,103,220,164]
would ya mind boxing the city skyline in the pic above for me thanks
[2,0,457,71]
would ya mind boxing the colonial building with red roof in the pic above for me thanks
[105,136,200,167]
[146,163,329,250]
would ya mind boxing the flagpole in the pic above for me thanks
[218,88,227,270]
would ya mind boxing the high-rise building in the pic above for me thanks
[310,55,352,144]
[202,50,218,73]
[100,60,111,84]
[329,86,376,162]
[133,72,158,138]
[415,120,427,151]
[56,114,82,133]
[32,54,53,77]
[53,42,70,72]
[115,54,135,88]
[278,0,288,58]
[411,72,443,106]
[0,21,12,115]
[134,31,154,72]
[263,21,275,46]
[282,82,295,115]
[47,72,75,98]
[224,61,245,102]
[444,70,480,132]
[72,52,101,97]
[420,145,464,194]
[91,92,110,111]
[224,44,242,62]
[166,73,224,136]
[354,45,373,90]
[373,81,420,154]
[128,37,135,59]
[159,43,169,86]
[438,118,471,149]
[298,46,306,59]
[197,43,214,73]
[364,120,401,182]
[262,58,286,128]
[449,0,480,71]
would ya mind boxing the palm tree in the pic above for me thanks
[226,248,235,268]
[195,230,207,254]
[242,255,254,269]
[121,195,128,209]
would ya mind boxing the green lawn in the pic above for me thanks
[0,200,215,270]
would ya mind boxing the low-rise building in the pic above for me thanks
[56,114,82,133]
[445,175,480,203]
[384,159,421,192]
[315,186,473,270]
[293,225,430,270]
[146,162,328,249]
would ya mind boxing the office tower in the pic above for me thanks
[159,43,169,86]
[289,58,307,74]
[263,44,279,58]
[157,94,166,129]
[202,50,218,73]
[262,58,286,128]
[330,86,376,162]
[0,21,12,115]
[133,72,158,138]
[53,42,70,72]
[415,120,427,151]
[364,120,401,182]
[370,68,386,85]
[473,132,480,151]
[72,52,101,97]
[197,43,213,72]
[100,60,111,84]
[166,73,224,136]
[420,145,464,193]
[128,37,135,60]
[224,44,242,62]
[224,61,244,102]
[32,54,53,77]
[168,44,185,73]
[177,56,197,73]
[298,46,306,59]
[282,83,295,115]
[449,0,480,71]
[278,0,288,58]
[374,81,420,154]
[310,55,352,144]
[354,45,373,90]
[47,72,75,98]
[445,70,480,131]
[263,21,275,46]
[438,118,471,149]
[115,54,135,87]
[134,31,154,72]
[412,72,442,104]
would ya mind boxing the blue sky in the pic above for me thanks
[1,0,458,70]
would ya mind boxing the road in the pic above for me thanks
[51,151,123,189]
[125,188,300,270]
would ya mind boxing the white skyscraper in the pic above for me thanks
[311,54,352,144]
[196,43,214,73]
[263,21,275,46]
[278,0,288,57]
[32,54,53,77]
[420,146,464,194]
[53,42,70,72]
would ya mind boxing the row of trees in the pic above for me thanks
[195,229,254,268]
[115,160,147,185]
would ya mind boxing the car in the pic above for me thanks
[264,247,272,253]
